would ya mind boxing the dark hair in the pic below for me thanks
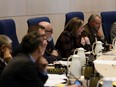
[22,31,44,53]
[27,24,45,33]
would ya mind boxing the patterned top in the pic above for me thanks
[55,30,90,58]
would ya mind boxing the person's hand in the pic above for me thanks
[3,46,12,63]
[81,37,86,46]
[81,37,90,46]
[109,44,113,50]
[36,57,48,73]
[51,50,58,56]
[84,36,90,45]
[97,30,104,38]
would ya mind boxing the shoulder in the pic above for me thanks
[82,24,91,36]
[84,23,90,31]
[61,30,71,36]
[10,53,32,66]
[14,53,29,60]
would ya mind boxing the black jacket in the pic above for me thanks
[0,53,48,87]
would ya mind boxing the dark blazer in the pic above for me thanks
[0,53,48,87]
[0,58,6,76]
[82,23,105,50]
[12,43,24,57]
[44,39,61,63]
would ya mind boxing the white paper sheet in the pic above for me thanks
[44,74,67,86]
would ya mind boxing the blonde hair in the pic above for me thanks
[0,35,12,47]
[64,17,83,35]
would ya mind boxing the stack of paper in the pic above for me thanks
[44,74,67,87]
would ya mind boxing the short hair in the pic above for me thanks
[22,31,44,53]
[0,35,12,47]
[88,14,101,23]
[27,24,45,33]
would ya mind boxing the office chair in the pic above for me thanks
[27,17,50,27]
[65,11,84,26]
[0,19,19,51]
[101,11,116,44]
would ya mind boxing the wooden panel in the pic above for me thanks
[26,0,70,15]
[95,0,116,11]
[0,0,26,17]
[70,0,116,12]
[70,0,94,12]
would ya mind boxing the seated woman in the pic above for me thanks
[0,35,12,75]
[55,17,90,58]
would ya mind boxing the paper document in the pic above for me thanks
[44,74,67,86]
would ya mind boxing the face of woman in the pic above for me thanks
[76,25,84,35]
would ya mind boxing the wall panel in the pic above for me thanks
[70,0,95,12]
[0,0,26,17]
[70,0,116,12]
[26,0,70,15]
[0,0,115,42]
[93,0,116,11]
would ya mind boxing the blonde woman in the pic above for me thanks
[56,17,90,58]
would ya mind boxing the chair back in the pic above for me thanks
[0,19,19,51]
[101,11,116,44]
[65,11,84,26]
[27,17,50,27]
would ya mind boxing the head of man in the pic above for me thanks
[28,24,46,37]
[88,14,102,32]
[22,31,47,61]
[39,21,53,41]
[28,24,47,48]
[0,35,12,58]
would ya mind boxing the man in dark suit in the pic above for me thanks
[0,31,48,87]
[39,21,61,63]
[82,14,104,50]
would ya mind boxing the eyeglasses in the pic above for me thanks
[45,29,53,33]
[94,21,102,25]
